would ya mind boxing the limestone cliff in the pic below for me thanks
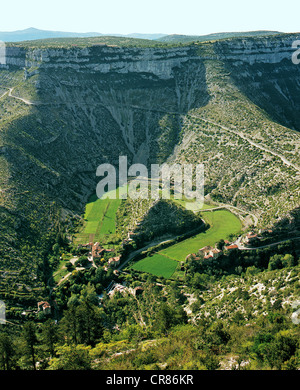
[0,34,299,233]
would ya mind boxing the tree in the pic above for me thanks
[268,254,283,270]
[0,333,14,370]
[154,303,173,334]
[60,284,104,346]
[232,311,245,325]
[75,256,89,267]
[191,273,210,290]
[80,283,99,307]
[77,303,104,346]
[198,351,220,370]
[60,303,79,344]
[205,321,231,352]
[52,243,60,256]
[216,239,225,250]
[66,262,75,272]
[48,344,91,370]
[40,319,60,358]
[265,330,298,369]
[93,267,105,285]
[122,324,146,343]
[153,303,187,335]
[76,285,104,345]
[22,321,38,370]
[281,254,295,268]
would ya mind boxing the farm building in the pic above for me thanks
[78,242,93,250]
[92,242,106,260]
[37,301,51,315]
[108,256,121,268]
[244,232,259,245]
[225,244,238,251]
[199,246,222,259]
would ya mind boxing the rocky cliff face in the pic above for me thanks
[0,43,210,224]
[5,44,205,82]
[3,44,209,167]
[214,34,300,64]
[0,34,299,222]
[214,34,300,131]
[0,34,299,306]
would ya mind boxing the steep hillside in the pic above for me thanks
[116,198,204,244]
[170,35,300,227]
[0,34,299,309]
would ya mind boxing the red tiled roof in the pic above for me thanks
[226,244,238,250]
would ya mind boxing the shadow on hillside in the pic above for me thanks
[222,58,300,131]
[1,45,210,218]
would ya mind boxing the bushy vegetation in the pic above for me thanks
[8,36,180,49]
[0,33,300,371]
[0,254,299,370]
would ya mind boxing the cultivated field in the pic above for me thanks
[160,209,242,261]
[75,184,242,280]
[74,192,121,244]
[131,253,179,278]
[130,208,242,278]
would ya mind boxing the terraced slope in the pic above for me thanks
[0,34,299,307]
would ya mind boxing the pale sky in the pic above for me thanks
[1,0,299,35]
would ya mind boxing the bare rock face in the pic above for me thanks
[0,34,299,241]
[0,34,299,307]
[214,34,300,64]
[213,34,300,132]
[2,44,210,172]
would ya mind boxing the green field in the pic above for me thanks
[161,209,241,261]
[130,208,242,278]
[74,190,122,244]
[75,183,242,279]
[131,253,178,278]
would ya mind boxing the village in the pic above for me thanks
[78,241,121,270]
[33,229,270,316]
[185,230,265,262]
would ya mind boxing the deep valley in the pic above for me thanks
[0,32,299,371]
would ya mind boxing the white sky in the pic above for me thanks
[1,0,299,35]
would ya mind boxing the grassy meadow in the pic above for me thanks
[74,189,123,244]
[131,253,179,279]
[130,208,242,278]
[160,209,242,261]
[74,183,242,280]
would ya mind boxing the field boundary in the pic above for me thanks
[126,208,242,276]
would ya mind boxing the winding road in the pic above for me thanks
[1,85,298,250]
[127,104,300,173]
[189,115,300,173]
[1,83,299,173]
[0,85,36,105]
[235,235,300,251]
[117,236,176,271]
